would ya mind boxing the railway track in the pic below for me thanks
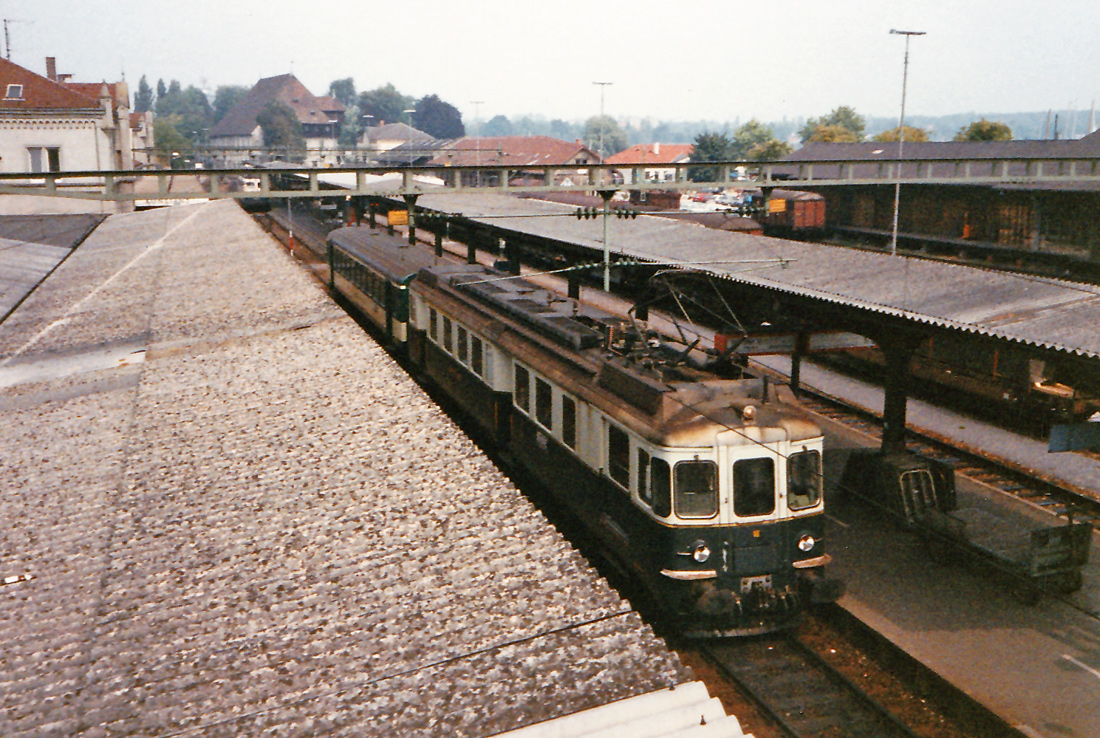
[797,390,1100,529]
[703,631,922,738]
[694,607,1019,738]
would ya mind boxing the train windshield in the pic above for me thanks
[674,460,718,519]
[733,457,776,517]
[787,450,822,511]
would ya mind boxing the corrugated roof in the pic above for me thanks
[414,192,1100,361]
[786,138,1100,162]
[491,681,750,737]
[0,213,104,321]
[777,138,1100,190]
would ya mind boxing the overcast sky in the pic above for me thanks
[6,0,1099,125]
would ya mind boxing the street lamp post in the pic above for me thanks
[889,29,925,256]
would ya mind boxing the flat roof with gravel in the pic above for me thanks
[0,200,694,737]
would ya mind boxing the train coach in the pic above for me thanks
[326,226,446,344]
[326,226,842,636]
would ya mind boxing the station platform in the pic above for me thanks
[757,356,1100,738]
[0,201,725,737]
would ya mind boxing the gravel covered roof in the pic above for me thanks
[0,200,691,737]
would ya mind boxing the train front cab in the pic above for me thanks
[503,361,841,636]
[636,432,839,636]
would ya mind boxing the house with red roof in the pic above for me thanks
[428,135,601,187]
[604,143,693,185]
[209,74,345,166]
[0,56,134,173]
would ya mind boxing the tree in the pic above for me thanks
[153,117,192,167]
[482,114,513,137]
[256,100,305,158]
[338,104,363,148]
[688,131,734,181]
[731,119,780,160]
[583,115,627,158]
[328,77,357,107]
[954,119,1013,141]
[747,138,793,161]
[155,81,212,143]
[413,94,465,138]
[806,124,862,143]
[357,83,414,126]
[156,78,167,100]
[212,85,249,125]
[549,118,575,141]
[873,125,929,142]
[134,75,154,113]
[800,105,865,142]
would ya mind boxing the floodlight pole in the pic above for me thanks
[472,100,483,187]
[890,29,925,256]
[593,81,612,163]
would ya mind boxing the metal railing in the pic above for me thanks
[5,156,1100,202]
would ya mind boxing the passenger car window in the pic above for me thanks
[561,395,576,449]
[608,425,630,488]
[787,450,822,511]
[457,326,468,363]
[734,457,775,517]
[471,336,483,376]
[675,460,718,518]
[535,378,553,430]
[514,365,529,412]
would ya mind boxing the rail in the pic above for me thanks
[6,154,1100,202]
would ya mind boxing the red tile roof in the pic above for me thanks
[604,143,693,166]
[0,57,102,111]
[430,136,600,167]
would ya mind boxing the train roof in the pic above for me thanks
[328,225,444,282]
[416,263,822,446]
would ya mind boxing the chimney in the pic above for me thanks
[46,57,57,82]
[654,142,660,155]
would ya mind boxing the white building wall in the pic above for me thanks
[0,114,109,172]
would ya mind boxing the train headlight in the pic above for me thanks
[692,541,711,563]
[797,534,816,553]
